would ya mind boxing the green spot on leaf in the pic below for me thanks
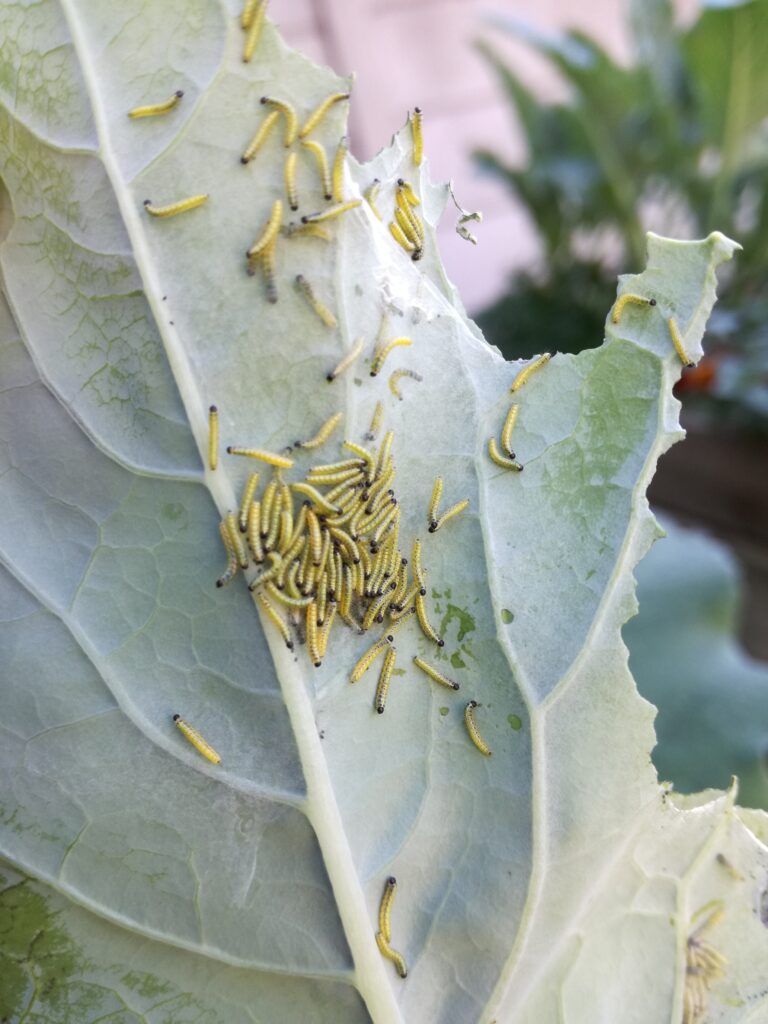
[120,970,175,1000]
[440,604,476,643]
[439,707,450,717]
[508,714,523,731]
[163,502,182,519]
[501,608,514,624]
[0,870,88,1020]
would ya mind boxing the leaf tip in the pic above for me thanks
[645,229,741,267]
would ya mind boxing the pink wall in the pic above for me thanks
[275,0,700,313]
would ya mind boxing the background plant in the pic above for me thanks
[628,516,768,810]
[475,0,768,433]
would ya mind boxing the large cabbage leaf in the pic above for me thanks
[1,3,767,1022]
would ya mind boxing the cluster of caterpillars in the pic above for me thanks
[207,323,494,760]
[388,177,425,261]
[683,902,728,1023]
[209,413,451,666]
[129,1,426,308]
[241,87,358,302]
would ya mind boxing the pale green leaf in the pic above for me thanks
[1,4,767,1023]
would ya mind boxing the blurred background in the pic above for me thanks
[275,0,768,805]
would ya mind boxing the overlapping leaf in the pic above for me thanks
[628,516,768,810]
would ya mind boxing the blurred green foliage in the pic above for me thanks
[476,0,768,432]
[626,516,768,810]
